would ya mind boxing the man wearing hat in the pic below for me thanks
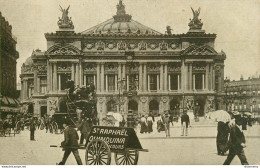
[223,119,249,165]
[57,120,83,165]
[181,110,190,136]
[162,111,170,137]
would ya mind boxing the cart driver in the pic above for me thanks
[57,119,83,165]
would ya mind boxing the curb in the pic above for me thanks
[139,136,260,140]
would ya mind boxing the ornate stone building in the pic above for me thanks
[20,1,226,119]
[0,12,20,118]
[224,75,260,117]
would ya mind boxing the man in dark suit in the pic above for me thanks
[181,111,190,136]
[57,120,83,165]
[223,120,249,165]
[30,118,36,140]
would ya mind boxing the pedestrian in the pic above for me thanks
[216,121,230,155]
[223,119,249,165]
[162,112,170,137]
[147,114,153,133]
[157,114,164,132]
[57,120,83,165]
[140,115,147,134]
[30,118,36,141]
[241,115,248,131]
[181,111,190,136]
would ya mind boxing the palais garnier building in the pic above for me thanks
[20,0,226,119]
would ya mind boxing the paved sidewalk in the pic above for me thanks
[136,124,260,139]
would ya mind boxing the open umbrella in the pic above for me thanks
[243,112,252,116]
[210,110,231,123]
[106,112,123,122]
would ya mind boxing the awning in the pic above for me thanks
[1,96,20,106]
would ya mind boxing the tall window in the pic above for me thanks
[86,74,95,86]
[170,74,179,90]
[60,74,70,90]
[40,77,47,94]
[195,73,203,90]
[108,75,115,91]
[150,74,157,91]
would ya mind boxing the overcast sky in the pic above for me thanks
[0,0,259,82]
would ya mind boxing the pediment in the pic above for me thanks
[182,45,217,55]
[45,44,81,56]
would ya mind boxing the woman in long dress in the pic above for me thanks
[140,115,147,133]
[147,114,153,133]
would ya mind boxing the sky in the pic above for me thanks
[0,0,259,82]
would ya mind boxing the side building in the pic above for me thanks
[0,12,20,119]
[20,1,226,119]
[224,75,260,117]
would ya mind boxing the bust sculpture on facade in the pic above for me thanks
[57,5,74,29]
[188,7,203,30]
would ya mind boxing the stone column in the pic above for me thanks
[101,63,105,92]
[205,64,209,90]
[209,63,212,91]
[193,74,195,90]
[24,79,28,99]
[75,63,79,86]
[202,74,205,90]
[157,74,159,91]
[189,64,193,91]
[79,62,83,87]
[21,81,24,100]
[50,63,53,92]
[126,75,129,91]
[105,75,108,92]
[178,74,180,90]
[37,77,40,93]
[71,63,75,81]
[212,65,215,91]
[115,75,118,91]
[58,74,61,91]
[122,63,126,79]
[96,63,100,92]
[160,63,164,91]
[94,74,96,86]
[181,61,185,91]
[118,63,122,80]
[47,61,51,92]
[168,75,171,91]
[34,70,38,94]
[53,63,57,91]
[139,63,142,91]
[148,74,150,91]
[143,63,147,91]
[164,64,168,91]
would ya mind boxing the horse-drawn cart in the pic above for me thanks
[51,125,148,165]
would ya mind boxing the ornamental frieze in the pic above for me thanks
[192,65,206,70]
[50,47,78,55]
[96,40,105,51]
[148,43,158,50]
[57,62,71,71]
[159,41,168,51]
[84,63,96,71]
[37,65,47,73]
[138,41,147,50]
[147,62,160,71]
[168,63,181,72]
[105,63,118,71]
[117,40,127,50]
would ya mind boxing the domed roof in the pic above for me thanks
[81,0,162,35]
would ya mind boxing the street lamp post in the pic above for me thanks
[117,78,126,114]
[224,83,229,111]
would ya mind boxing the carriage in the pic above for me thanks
[50,87,148,165]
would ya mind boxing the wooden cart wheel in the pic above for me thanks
[114,150,139,165]
[85,139,111,165]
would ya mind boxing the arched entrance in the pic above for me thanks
[107,99,117,112]
[170,99,180,116]
[40,106,47,117]
[59,101,67,113]
[194,96,206,116]
[28,103,34,115]
[149,99,159,116]
[128,100,138,115]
